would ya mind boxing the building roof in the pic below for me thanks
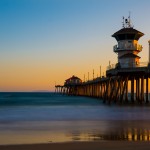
[119,53,141,59]
[112,28,144,36]
[65,75,81,81]
[112,27,144,41]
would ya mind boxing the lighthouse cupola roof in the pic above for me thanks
[112,15,144,41]
[112,28,144,41]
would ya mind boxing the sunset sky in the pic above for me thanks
[1,0,150,92]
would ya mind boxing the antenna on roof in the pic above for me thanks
[128,11,131,28]
[122,16,125,28]
[123,12,134,28]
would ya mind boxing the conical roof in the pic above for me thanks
[112,27,144,41]
[65,75,81,81]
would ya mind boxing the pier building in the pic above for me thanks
[112,16,144,68]
[55,16,150,104]
[64,75,82,85]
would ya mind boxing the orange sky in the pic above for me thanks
[1,0,150,92]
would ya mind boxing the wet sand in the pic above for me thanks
[1,141,150,150]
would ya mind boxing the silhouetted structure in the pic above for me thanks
[55,16,150,104]
[64,75,82,86]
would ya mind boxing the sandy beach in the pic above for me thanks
[1,93,150,149]
[1,141,150,150]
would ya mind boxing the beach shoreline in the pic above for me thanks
[1,141,150,150]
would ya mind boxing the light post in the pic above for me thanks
[148,40,150,64]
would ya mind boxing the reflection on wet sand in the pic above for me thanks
[67,121,150,142]
[1,120,150,145]
[68,128,150,142]
[92,128,150,141]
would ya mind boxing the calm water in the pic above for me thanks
[0,92,150,145]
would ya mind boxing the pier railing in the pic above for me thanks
[55,62,150,104]
[113,43,143,52]
[107,62,148,70]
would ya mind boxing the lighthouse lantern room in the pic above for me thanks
[112,15,144,68]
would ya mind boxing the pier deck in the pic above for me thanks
[55,66,150,104]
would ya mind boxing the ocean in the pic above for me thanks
[0,92,150,145]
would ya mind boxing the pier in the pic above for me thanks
[55,16,150,104]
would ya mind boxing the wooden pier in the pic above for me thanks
[55,65,150,104]
[55,16,150,104]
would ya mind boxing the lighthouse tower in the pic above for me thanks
[112,16,144,68]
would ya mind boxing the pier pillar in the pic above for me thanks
[146,77,149,103]
[103,82,107,102]
[61,87,63,94]
[113,78,119,102]
[114,77,120,103]
[103,83,106,99]
[85,85,88,96]
[88,85,90,96]
[120,79,123,102]
[95,84,96,97]
[90,84,91,96]
[87,85,89,96]
[141,76,144,103]
[89,84,92,96]
[99,83,102,98]
[92,84,94,97]
[100,83,103,98]
[97,83,99,98]
[89,85,91,96]
[101,83,103,98]
[99,83,101,98]
[96,84,99,97]
[125,77,128,102]
[131,77,134,103]
[136,78,140,102]
[94,84,97,97]
[138,78,141,103]
[105,79,110,101]
[102,84,104,99]
[93,84,95,97]
[120,77,128,103]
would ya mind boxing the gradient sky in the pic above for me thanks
[1,0,150,92]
